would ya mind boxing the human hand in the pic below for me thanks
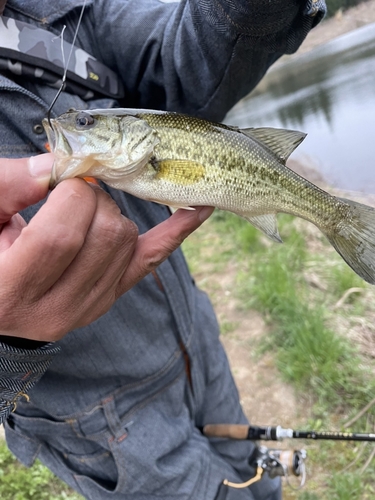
[0,154,213,342]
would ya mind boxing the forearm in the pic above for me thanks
[90,0,326,120]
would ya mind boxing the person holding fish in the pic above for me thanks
[0,0,326,499]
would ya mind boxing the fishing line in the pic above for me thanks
[47,0,87,126]
[52,25,67,70]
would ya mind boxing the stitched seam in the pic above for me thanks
[119,367,185,424]
[50,349,183,421]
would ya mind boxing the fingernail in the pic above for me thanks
[28,153,54,180]
[197,206,214,222]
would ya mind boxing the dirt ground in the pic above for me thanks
[208,269,303,427]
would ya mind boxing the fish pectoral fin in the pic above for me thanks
[244,214,283,243]
[154,159,205,185]
[241,127,306,164]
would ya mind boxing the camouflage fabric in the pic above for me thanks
[0,57,95,99]
[0,15,124,99]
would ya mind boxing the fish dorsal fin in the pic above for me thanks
[241,127,306,163]
[243,213,283,243]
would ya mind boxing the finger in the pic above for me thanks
[50,186,138,305]
[52,217,139,330]
[0,214,26,252]
[118,206,214,293]
[0,154,54,223]
[79,215,138,318]
[0,179,98,300]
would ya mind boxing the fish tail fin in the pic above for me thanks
[323,197,375,285]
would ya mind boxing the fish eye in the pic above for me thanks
[75,112,96,129]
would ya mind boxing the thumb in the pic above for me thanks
[0,153,54,224]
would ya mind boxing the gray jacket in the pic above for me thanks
[0,1,325,498]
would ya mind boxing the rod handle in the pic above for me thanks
[203,424,249,440]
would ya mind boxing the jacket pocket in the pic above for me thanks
[5,412,118,490]
[4,416,41,467]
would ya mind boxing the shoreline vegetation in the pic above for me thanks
[1,3,375,499]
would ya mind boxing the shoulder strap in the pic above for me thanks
[0,15,124,100]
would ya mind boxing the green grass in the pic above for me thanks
[211,209,262,251]
[0,439,82,500]
[220,320,239,335]
[227,213,375,414]
[295,473,374,500]
[297,493,319,500]
[329,261,367,299]
[327,472,365,500]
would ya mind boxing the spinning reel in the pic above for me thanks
[203,423,375,493]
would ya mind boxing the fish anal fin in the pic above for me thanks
[241,127,306,163]
[154,159,205,185]
[244,213,283,243]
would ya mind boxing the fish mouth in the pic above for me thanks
[42,118,74,188]
[42,118,58,188]
[42,118,73,156]
[42,117,57,153]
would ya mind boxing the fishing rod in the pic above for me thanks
[202,423,375,494]
[203,423,375,442]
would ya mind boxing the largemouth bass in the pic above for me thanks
[43,108,375,285]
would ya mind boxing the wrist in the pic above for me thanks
[0,335,49,350]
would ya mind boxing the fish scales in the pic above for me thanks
[43,108,375,285]
[141,111,344,226]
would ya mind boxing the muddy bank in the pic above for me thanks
[289,0,375,56]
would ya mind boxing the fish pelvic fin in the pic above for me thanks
[168,205,196,211]
[324,198,375,285]
[241,128,306,164]
[243,214,283,243]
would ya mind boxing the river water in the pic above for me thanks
[225,23,375,194]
